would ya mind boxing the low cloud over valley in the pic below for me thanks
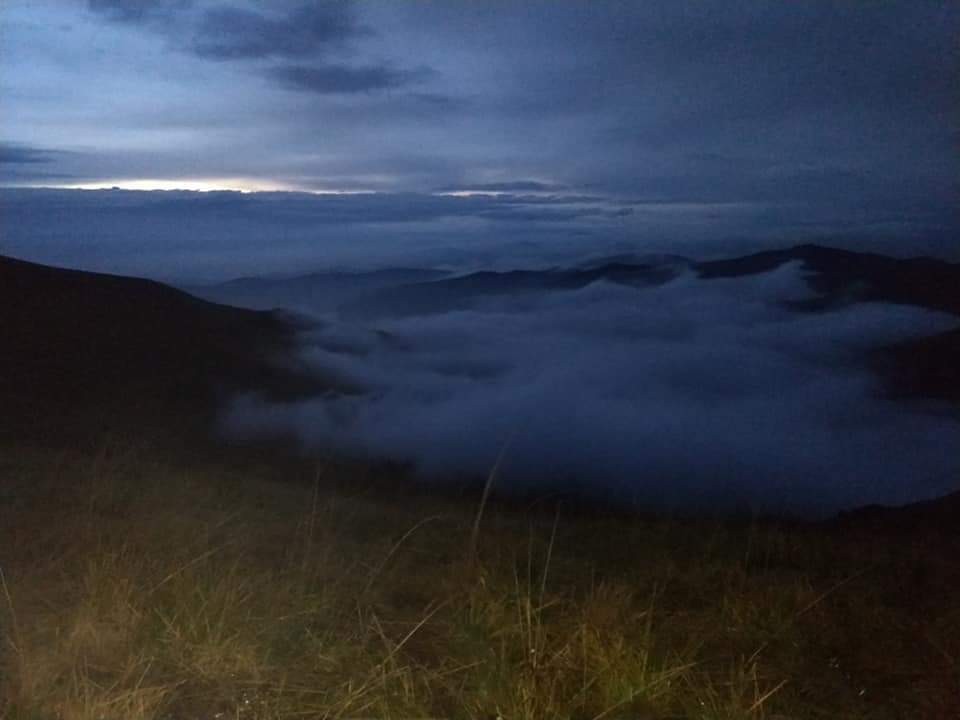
[215,258,960,515]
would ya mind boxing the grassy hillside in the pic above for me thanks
[2,440,958,719]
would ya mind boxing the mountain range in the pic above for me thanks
[190,244,960,406]
[193,243,960,320]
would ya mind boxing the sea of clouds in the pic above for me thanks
[220,261,959,516]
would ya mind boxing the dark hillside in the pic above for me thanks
[696,243,960,316]
[340,262,688,319]
[698,244,960,405]
[0,254,321,444]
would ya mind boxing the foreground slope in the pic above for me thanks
[2,444,959,719]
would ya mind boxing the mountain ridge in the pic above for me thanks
[0,253,325,443]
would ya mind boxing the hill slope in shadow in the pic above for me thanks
[0,254,322,444]
[694,244,960,404]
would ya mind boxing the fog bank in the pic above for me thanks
[221,262,959,515]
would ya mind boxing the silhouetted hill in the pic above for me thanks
[834,489,960,533]
[327,243,960,321]
[195,244,960,324]
[190,268,450,314]
[696,243,960,315]
[0,254,322,443]
[696,244,960,405]
[331,245,960,407]
[192,243,960,406]
[876,327,960,404]
[339,261,686,319]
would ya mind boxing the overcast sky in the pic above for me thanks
[1,1,958,268]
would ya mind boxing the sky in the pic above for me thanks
[1,1,958,276]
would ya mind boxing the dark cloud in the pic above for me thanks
[437,181,568,193]
[0,143,55,164]
[0,145,77,183]
[405,93,463,109]
[89,1,365,61]
[191,3,360,60]
[88,0,193,25]
[268,63,418,94]
[490,3,957,122]
[86,2,425,97]
[463,3,957,215]
[0,169,76,183]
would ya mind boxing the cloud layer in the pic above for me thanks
[84,0,421,98]
[3,188,955,286]
[189,3,358,60]
[220,263,960,516]
[1,1,955,248]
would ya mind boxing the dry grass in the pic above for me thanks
[1,442,957,719]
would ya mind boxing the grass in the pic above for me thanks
[1,439,958,719]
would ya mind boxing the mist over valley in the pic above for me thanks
[189,245,960,515]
